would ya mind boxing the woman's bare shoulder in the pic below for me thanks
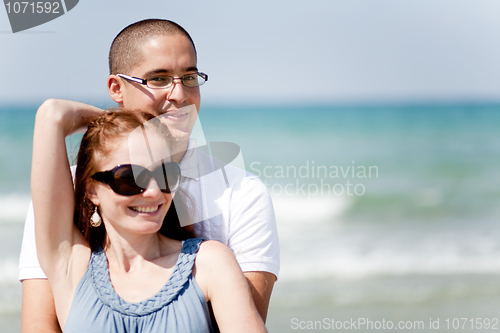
[197,240,236,264]
[195,240,241,278]
[194,240,243,300]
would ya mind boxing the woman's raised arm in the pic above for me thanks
[31,99,102,278]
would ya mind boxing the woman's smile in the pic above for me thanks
[129,204,163,214]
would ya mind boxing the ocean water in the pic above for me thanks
[1,103,500,332]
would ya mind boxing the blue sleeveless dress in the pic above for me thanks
[64,238,213,333]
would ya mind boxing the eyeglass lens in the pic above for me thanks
[147,73,206,88]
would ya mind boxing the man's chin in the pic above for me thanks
[169,127,191,143]
[162,115,195,136]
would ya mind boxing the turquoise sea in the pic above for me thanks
[1,102,500,332]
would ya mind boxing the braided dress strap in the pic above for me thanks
[90,238,204,316]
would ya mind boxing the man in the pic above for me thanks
[19,19,279,332]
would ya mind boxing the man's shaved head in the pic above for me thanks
[109,19,196,75]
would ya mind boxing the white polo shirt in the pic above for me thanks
[18,139,280,280]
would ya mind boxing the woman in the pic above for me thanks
[31,99,266,332]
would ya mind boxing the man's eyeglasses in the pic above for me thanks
[91,162,181,196]
[117,72,208,89]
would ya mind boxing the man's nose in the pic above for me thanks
[166,78,187,104]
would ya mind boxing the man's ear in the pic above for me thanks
[108,74,124,104]
[86,180,100,206]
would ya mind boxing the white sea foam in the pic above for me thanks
[276,208,500,282]
[0,194,30,223]
[272,194,351,224]
[280,249,500,282]
[280,231,500,280]
[0,259,21,317]
[0,258,19,286]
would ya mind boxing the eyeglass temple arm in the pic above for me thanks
[117,74,147,85]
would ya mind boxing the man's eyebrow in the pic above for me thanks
[143,67,199,76]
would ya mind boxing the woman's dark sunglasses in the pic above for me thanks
[91,162,181,196]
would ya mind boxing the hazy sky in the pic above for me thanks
[1,0,500,104]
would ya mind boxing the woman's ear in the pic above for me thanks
[108,74,124,104]
[86,180,100,206]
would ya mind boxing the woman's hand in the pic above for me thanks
[37,99,103,137]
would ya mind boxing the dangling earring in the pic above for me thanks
[90,205,102,227]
